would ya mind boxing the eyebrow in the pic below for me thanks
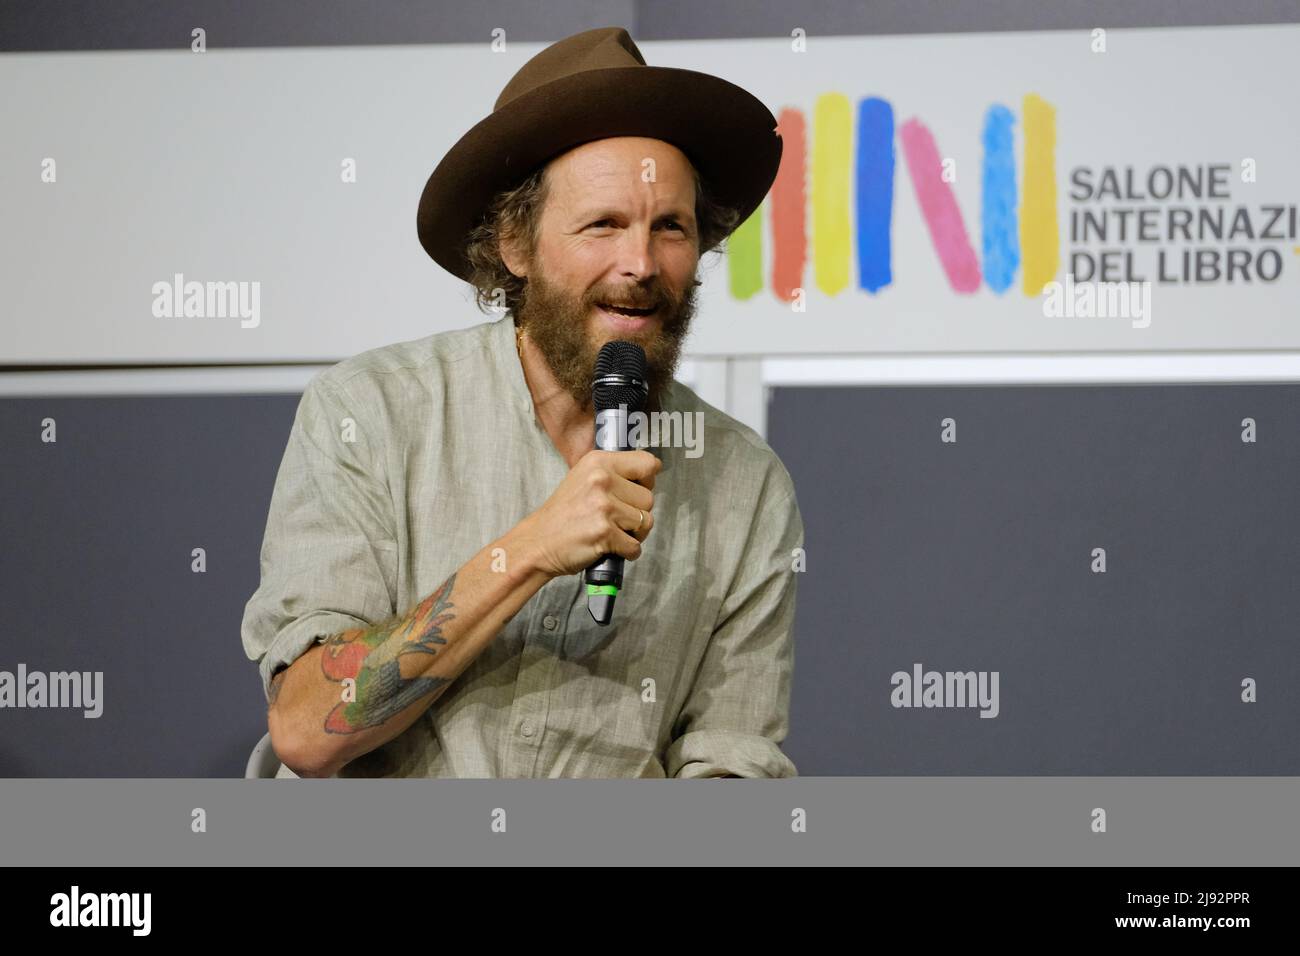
[575,208,696,224]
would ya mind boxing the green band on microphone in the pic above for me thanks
[586,584,619,596]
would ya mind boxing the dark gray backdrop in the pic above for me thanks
[0,394,297,775]
[4,0,1296,53]
[771,383,1300,775]
[2,382,1297,775]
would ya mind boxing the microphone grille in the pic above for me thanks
[592,341,648,413]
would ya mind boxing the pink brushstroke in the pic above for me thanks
[899,118,981,293]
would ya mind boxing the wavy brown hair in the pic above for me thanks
[463,159,742,317]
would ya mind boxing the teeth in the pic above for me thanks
[601,303,653,315]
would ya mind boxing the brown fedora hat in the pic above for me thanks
[416,26,783,281]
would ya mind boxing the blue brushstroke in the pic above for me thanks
[981,104,1019,293]
[856,97,895,293]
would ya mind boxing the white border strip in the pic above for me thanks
[0,365,332,396]
[5,353,1300,396]
[762,352,1300,386]
[0,360,702,396]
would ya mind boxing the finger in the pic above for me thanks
[608,450,661,484]
[610,474,653,513]
[607,526,644,561]
[613,499,653,542]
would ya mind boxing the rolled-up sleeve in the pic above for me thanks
[665,478,803,779]
[241,373,398,702]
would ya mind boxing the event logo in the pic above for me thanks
[727,94,1298,302]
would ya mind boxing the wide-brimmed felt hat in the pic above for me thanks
[416,26,783,281]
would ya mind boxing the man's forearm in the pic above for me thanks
[268,521,552,777]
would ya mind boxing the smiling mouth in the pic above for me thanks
[597,302,658,317]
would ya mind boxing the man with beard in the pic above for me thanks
[242,27,804,778]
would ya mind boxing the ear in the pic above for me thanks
[499,234,529,279]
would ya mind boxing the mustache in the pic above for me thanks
[591,291,661,310]
[591,278,698,311]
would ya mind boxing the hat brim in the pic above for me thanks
[416,65,783,281]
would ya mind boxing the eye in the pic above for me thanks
[588,218,615,228]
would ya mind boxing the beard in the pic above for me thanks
[512,263,699,414]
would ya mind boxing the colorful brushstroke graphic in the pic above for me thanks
[728,93,1059,299]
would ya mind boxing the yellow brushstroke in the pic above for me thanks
[812,93,852,296]
[1021,94,1059,296]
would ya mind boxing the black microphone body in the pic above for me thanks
[584,341,649,625]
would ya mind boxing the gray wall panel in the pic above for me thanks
[4,383,1296,776]
[768,383,1300,775]
[0,394,297,776]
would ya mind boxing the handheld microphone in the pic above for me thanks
[584,340,649,625]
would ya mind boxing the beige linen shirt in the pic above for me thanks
[241,316,803,778]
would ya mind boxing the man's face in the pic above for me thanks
[506,136,702,411]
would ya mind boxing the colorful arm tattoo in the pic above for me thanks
[318,573,457,734]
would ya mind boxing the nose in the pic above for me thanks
[613,223,660,283]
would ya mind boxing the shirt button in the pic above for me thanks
[520,719,535,738]
[542,615,558,631]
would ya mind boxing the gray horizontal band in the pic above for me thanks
[3,1,1297,53]
[0,778,1294,865]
